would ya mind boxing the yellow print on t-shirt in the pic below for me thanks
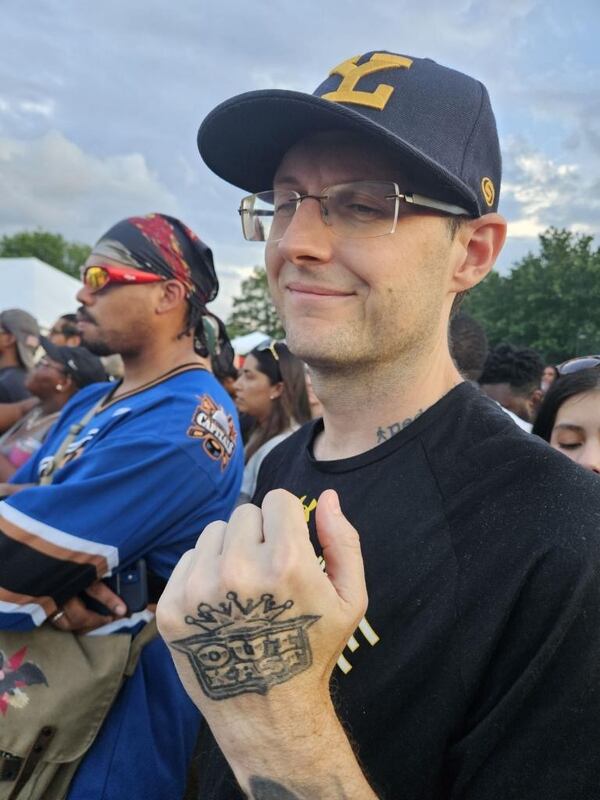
[301,494,380,675]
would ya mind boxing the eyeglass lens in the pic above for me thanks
[241,181,399,242]
[83,267,110,291]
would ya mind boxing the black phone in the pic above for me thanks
[105,559,149,613]
[84,559,149,615]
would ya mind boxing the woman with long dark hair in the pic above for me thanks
[234,341,310,503]
[532,365,600,474]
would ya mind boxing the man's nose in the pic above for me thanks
[276,197,333,266]
[76,285,94,305]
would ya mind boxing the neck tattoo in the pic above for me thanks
[376,409,424,443]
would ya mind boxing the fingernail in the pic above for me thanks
[329,491,342,514]
[114,603,127,616]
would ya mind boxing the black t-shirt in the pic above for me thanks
[0,366,30,403]
[195,382,600,799]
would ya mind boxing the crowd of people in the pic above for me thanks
[448,318,600,473]
[1,48,599,800]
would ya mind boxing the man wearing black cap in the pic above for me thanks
[0,308,40,402]
[157,54,600,799]
[0,214,243,800]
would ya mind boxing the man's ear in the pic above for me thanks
[450,213,507,294]
[155,280,188,315]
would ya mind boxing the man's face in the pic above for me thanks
[265,132,460,371]
[48,318,80,347]
[76,255,159,357]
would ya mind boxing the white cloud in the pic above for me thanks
[18,99,55,117]
[0,131,180,243]
[502,137,600,239]
[0,96,55,120]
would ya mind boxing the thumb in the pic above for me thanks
[315,490,367,610]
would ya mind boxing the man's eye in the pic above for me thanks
[347,202,380,215]
[335,194,387,218]
[274,199,297,216]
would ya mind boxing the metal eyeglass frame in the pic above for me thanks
[238,181,471,241]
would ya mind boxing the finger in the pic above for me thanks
[53,596,115,632]
[314,490,367,609]
[261,489,311,551]
[86,580,127,616]
[221,503,264,555]
[194,519,227,555]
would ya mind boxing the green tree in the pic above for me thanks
[464,228,600,363]
[0,230,91,278]
[227,266,285,339]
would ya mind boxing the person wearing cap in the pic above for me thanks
[0,308,40,403]
[0,214,243,800]
[0,339,107,480]
[156,53,600,799]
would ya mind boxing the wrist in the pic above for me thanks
[208,691,340,767]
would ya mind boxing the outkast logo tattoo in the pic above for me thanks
[186,394,237,470]
[171,592,320,700]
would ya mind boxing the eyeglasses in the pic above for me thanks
[238,181,470,242]
[80,263,165,292]
[557,355,600,375]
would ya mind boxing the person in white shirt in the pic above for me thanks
[235,340,310,502]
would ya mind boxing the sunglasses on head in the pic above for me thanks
[80,263,165,292]
[556,355,600,376]
[256,340,283,361]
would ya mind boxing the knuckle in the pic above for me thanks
[217,561,245,592]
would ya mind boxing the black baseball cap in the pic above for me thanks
[40,338,108,388]
[198,51,501,217]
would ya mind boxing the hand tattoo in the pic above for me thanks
[249,777,301,799]
[171,592,320,700]
[376,409,423,443]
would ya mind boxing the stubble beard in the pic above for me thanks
[81,337,116,357]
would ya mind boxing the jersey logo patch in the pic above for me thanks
[187,395,237,471]
[38,427,101,479]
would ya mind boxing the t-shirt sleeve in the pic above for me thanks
[449,542,600,799]
[0,435,221,631]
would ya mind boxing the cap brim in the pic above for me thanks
[198,90,478,214]
[15,341,36,370]
[40,336,68,369]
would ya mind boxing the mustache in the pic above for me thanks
[77,306,97,324]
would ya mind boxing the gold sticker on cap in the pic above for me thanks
[481,177,495,207]
[321,53,413,111]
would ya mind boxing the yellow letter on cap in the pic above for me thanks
[321,53,413,111]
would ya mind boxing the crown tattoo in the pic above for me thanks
[184,591,294,633]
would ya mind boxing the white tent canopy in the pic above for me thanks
[1,257,81,330]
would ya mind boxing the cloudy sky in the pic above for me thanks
[2,0,599,318]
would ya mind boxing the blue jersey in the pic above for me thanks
[0,365,243,799]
